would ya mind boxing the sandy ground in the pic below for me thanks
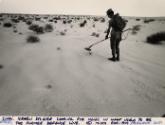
[0,14,165,116]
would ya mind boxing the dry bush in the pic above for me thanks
[3,22,12,28]
[11,18,19,23]
[18,16,25,21]
[27,35,40,43]
[63,20,67,24]
[100,18,105,23]
[132,25,141,35]
[79,20,87,27]
[146,32,165,44]
[29,24,44,34]
[13,29,18,33]
[0,18,3,21]
[91,32,100,37]
[49,20,53,22]
[44,24,54,32]
[93,17,99,22]
[144,19,155,23]
[60,31,66,36]
[67,20,72,24]
[136,18,141,21]
[26,21,32,25]
[35,17,41,21]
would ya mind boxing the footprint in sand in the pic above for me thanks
[57,47,61,51]
[45,84,52,89]
[0,64,3,69]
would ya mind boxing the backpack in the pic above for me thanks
[112,14,126,31]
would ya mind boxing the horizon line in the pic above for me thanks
[1,12,165,18]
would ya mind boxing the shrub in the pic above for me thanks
[18,16,24,21]
[91,32,99,37]
[27,35,40,43]
[11,18,19,23]
[0,18,3,21]
[29,24,44,34]
[146,32,165,44]
[35,17,41,21]
[67,20,72,24]
[3,22,12,28]
[132,25,141,35]
[136,18,141,21]
[26,21,32,25]
[49,20,53,22]
[13,29,18,33]
[44,24,54,32]
[79,20,87,27]
[93,17,99,22]
[144,19,155,23]
[60,31,66,36]
[100,18,105,23]
[63,20,67,24]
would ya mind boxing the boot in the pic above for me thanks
[108,54,116,61]
[116,50,120,61]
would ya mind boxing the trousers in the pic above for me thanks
[110,30,122,58]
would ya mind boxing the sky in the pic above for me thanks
[0,0,165,17]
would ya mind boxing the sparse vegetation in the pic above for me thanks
[60,31,66,36]
[11,19,19,23]
[93,17,99,22]
[67,20,72,24]
[44,24,54,32]
[100,18,105,23]
[136,18,141,21]
[132,25,141,35]
[26,21,32,25]
[49,20,53,22]
[63,20,67,24]
[13,29,18,33]
[144,18,155,23]
[29,24,44,34]
[146,32,165,44]
[3,22,12,28]
[91,32,100,37]
[27,35,40,43]
[79,20,87,27]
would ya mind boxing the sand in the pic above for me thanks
[0,14,165,116]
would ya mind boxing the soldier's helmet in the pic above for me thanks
[106,8,114,16]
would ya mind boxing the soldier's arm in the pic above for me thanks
[105,20,112,39]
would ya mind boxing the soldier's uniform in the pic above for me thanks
[105,11,123,61]
[109,16,122,61]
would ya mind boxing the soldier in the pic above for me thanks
[105,9,126,61]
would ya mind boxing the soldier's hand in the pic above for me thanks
[105,35,108,40]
